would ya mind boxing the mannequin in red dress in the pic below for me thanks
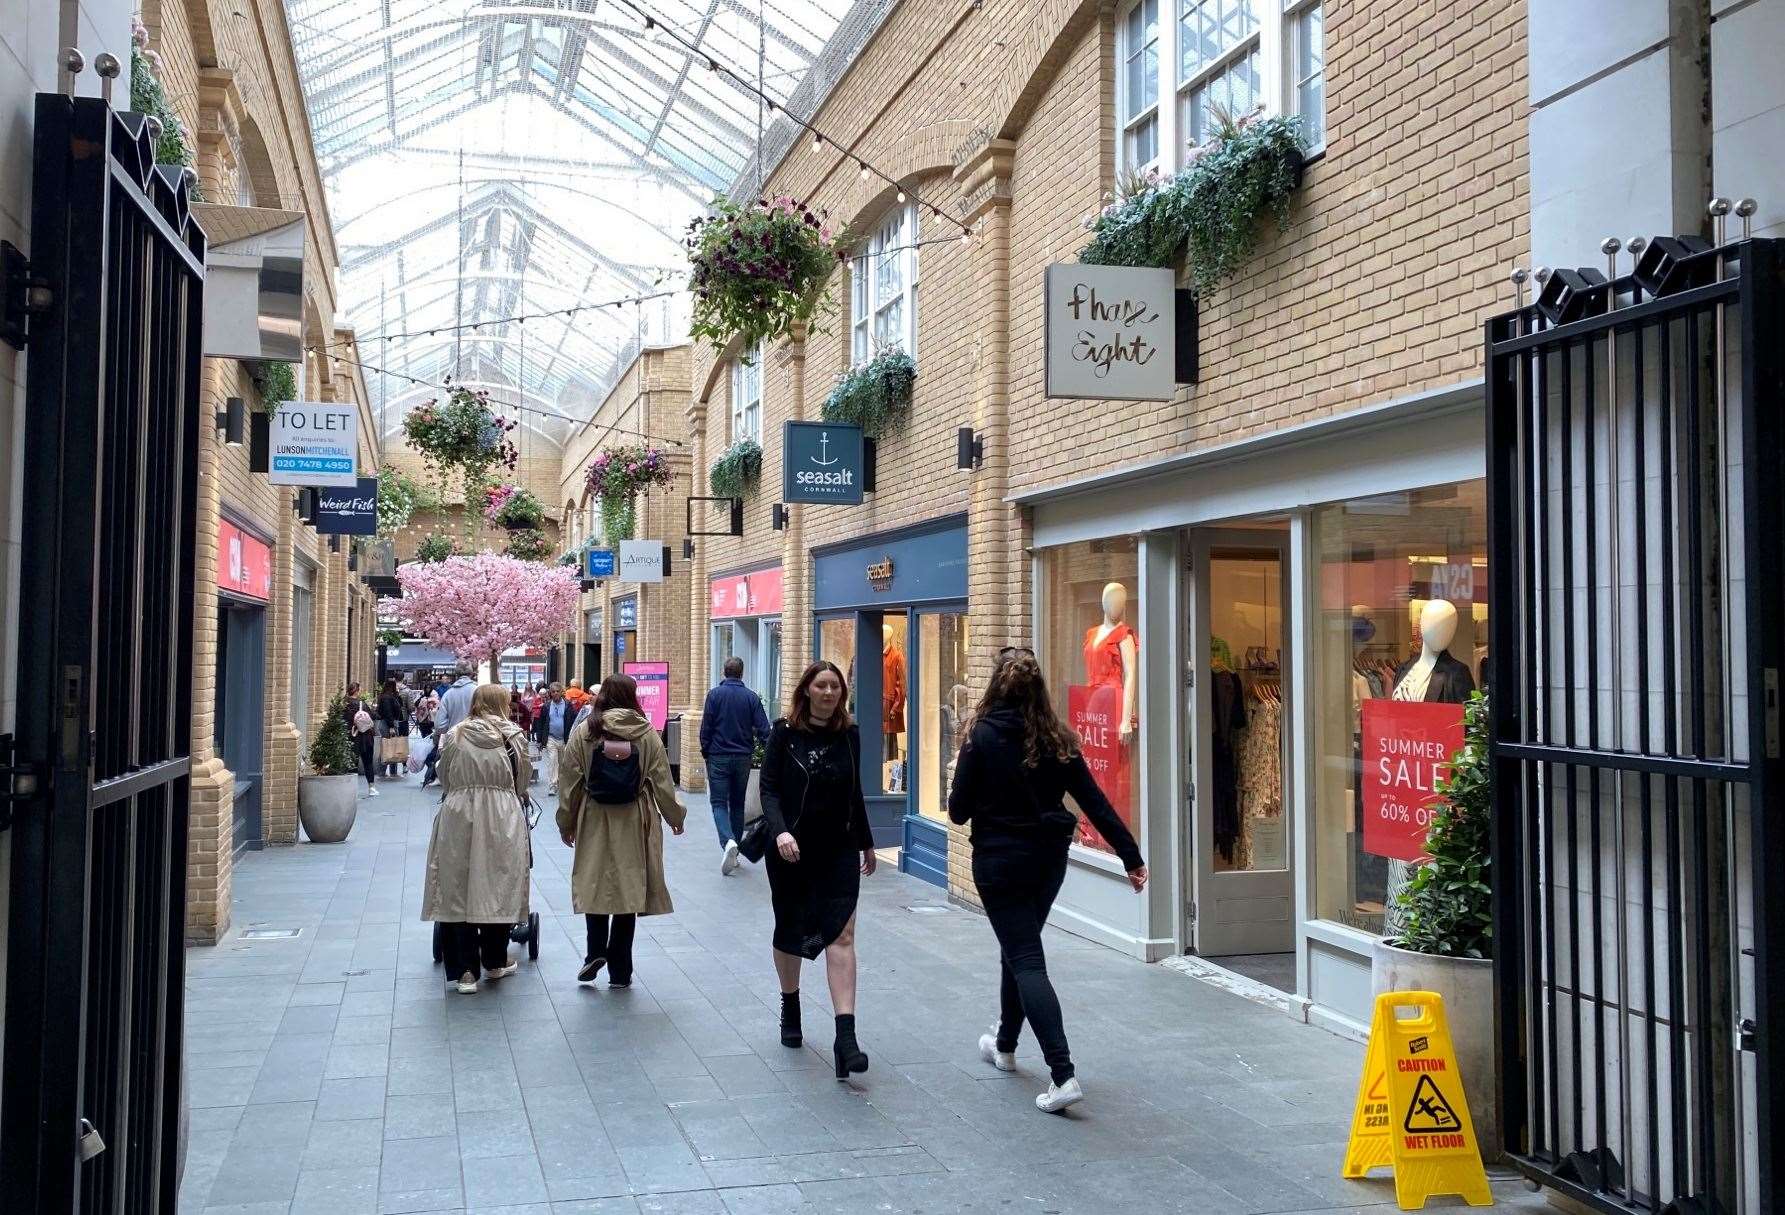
[1079,582,1138,840]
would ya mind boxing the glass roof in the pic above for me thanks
[287,0,856,444]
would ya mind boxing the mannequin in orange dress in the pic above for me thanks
[1080,582,1138,838]
[882,623,906,759]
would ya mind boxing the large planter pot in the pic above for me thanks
[1372,939,1499,1162]
[745,767,763,822]
[298,774,359,843]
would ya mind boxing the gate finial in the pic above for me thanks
[59,47,84,96]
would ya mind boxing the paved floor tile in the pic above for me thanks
[187,776,1548,1215]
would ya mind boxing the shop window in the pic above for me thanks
[850,205,918,365]
[1039,536,1143,853]
[1311,482,1488,938]
[818,616,858,719]
[916,612,970,823]
[1288,0,1325,152]
[878,616,910,794]
[763,619,783,719]
[711,621,736,688]
[730,349,761,445]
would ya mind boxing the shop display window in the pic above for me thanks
[818,616,857,720]
[916,612,970,822]
[1311,482,1489,937]
[1039,536,1142,853]
[879,616,909,794]
[1204,540,1288,874]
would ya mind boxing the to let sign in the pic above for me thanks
[269,401,358,487]
[315,476,377,535]
[782,421,864,506]
[1044,264,1176,401]
[1361,699,1466,862]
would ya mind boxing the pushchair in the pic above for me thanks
[432,793,543,964]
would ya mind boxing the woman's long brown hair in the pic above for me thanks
[967,653,1079,768]
[593,673,642,715]
[787,661,852,732]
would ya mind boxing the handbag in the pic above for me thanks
[737,813,773,863]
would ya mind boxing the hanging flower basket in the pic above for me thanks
[709,439,762,500]
[820,350,916,439]
[1079,109,1305,293]
[376,467,434,537]
[504,528,552,562]
[484,484,546,531]
[687,196,849,349]
[402,384,520,497]
[585,444,671,548]
[413,533,456,563]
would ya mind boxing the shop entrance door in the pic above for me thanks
[1186,528,1295,958]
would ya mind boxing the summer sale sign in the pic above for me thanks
[1361,699,1465,862]
[1068,683,1132,850]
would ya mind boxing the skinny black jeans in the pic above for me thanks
[973,843,1073,1084]
[585,913,637,982]
[355,733,377,784]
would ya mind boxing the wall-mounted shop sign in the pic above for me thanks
[618,540,664,583]
[709,566,783,619]
[865,557,895,592]
[782,421,864,505]
[1043,264,1177,401]
[585,548,616,579]
[813,517,968,611]
[623,661,671,731]
[614,597,638,630]
[217,518,272,601]
[269,401,358,487]
[315,476,377,535]
[1360,699,1465,862]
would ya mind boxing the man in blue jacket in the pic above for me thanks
[700,657,770,875]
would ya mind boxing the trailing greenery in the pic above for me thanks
[1394,691,1493,960]
[503,528,552,562]
[820,349,917,439]
[687,195,848,349]
[376,467,434,538]
[584,445,670,549]
[601,497,637,547]
[246,359,297,413]
[376,627,404,648]
[1079,109,1304,293]
[129,22,195,178]
[708,438,762,499]
[307,692,358,777]
[413,533,456,563]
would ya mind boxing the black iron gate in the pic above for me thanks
[1486,238,1785,1213]
[2,95,203,1210]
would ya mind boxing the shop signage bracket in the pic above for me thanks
[686,495,744,537]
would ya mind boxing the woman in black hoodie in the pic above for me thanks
[947,650,1147,1113]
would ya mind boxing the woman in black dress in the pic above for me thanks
[760,660,876,1078]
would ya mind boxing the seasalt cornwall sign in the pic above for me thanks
[782,421,864,506]
[1044,264,1176,401]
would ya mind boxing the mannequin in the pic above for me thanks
[1082,582,1140,743]
[881,623,906,761]
[1390,600,1475,705]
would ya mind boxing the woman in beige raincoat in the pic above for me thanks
[423,683,532,995]
[557,673,685,988]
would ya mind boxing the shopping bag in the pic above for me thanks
[381,733,411,764]
[407,734,433,773]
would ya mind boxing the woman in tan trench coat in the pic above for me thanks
[423,683,532,995]
[557,673,685,987]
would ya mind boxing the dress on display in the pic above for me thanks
[1209,671,1246,862]
[1080,623,1137,835]
[1233,693,1282,869]
[882,647,906,737]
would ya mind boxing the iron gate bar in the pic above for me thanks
[89,757,194,810]
[1495,744,1746,782]
[1490,278,1741,355]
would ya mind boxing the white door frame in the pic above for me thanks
[1185,526,1296,956]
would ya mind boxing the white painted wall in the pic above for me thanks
[1711,0,1785,239]
[0,0,136,1121]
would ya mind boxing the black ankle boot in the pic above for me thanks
[779,992,802,1048]
[833,1013,868,1078]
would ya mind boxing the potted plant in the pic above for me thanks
[708,438,762,500]
[245,358,296,414]
[413,533,456,563]
[484,484,546,531]
[744,733,766,822]
[820,349,917,438]
[504,527,551,562]
[687,195,849,349]
[298,693,360,843]
[130,18,196,174]
[1371,690,1497,1160]
[584,444,673,546]
[1079,106,1305,293]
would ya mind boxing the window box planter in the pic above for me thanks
[820,350,916,439]
[709,439,762,500]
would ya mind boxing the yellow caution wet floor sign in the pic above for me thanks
[1342,990,1492,1209]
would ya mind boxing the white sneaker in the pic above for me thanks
[722,840,741,875]
[485,961,518,980]
[367,786,380,798]
[978,1033,1016,1072]
[455,972,478,995]
[1036,1076,1083,1113]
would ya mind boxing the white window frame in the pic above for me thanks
[1115,0,1326,176]
[850,205,919,366]
[729,348,762,445]
[1284,0,1325,155]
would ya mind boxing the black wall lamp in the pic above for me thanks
[215,395,245,447]
[772,503,789,531]
[328,534,341,553]
[957,426,984,471]
[682,538,695,560]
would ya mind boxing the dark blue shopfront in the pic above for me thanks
[812,515,970,889]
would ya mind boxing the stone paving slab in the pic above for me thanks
[182,771,1550,1214]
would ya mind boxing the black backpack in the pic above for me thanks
[585,734,643,805]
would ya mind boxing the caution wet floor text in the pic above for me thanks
[1342,990,1492,1209]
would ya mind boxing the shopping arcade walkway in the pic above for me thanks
[180,773,1546,1213]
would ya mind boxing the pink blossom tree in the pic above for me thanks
[379,552,581,674]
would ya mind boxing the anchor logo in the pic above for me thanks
[811,431,840,467]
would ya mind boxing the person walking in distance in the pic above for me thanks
[947,651,1147,1114]
[700,656,771,876]
[759,661,876,1079]
[557,674,686,988]
[422,683,532,994]
[377,677,410,778]
[344,682,380,797]
[532,682,574,795]
[424,664,477,788]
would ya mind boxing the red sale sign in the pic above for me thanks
[1361,699,1465,862]
[1067,684,1133,850]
